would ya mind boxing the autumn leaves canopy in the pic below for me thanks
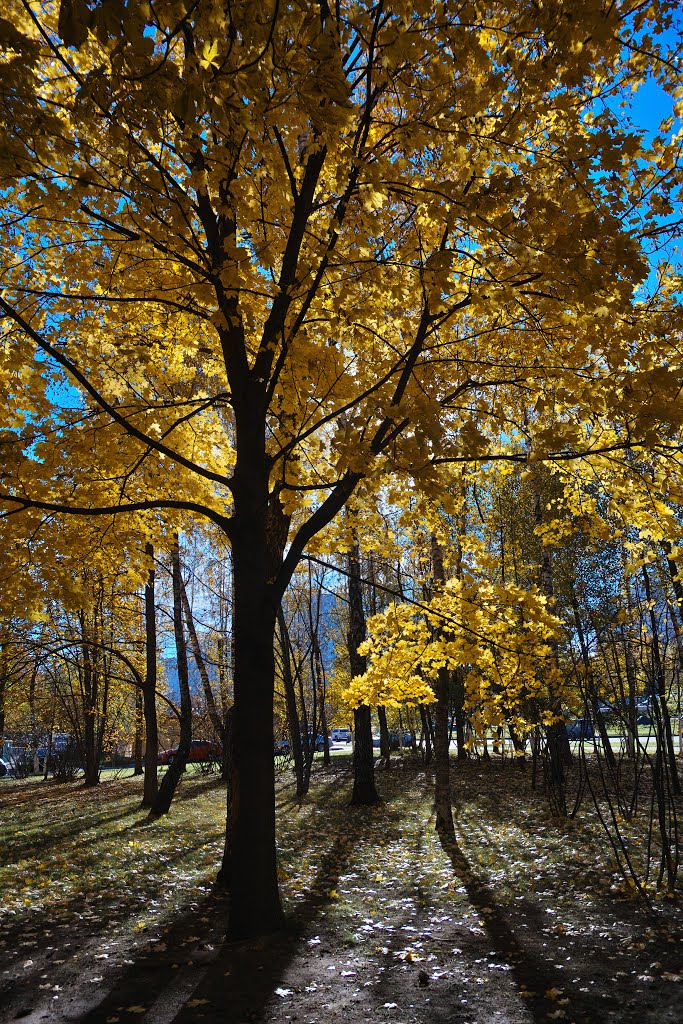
[0,0,682,934]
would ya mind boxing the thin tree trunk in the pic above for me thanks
[431,535,455,837]
[377,704,391,761]
[278,604,306,797]
[420,704,434,764]
[348,540,379,805]
[663,543,683,758]
[313,640,330,766]
[141,542,159,807]
[642,565,680,795]
[180,573,225,748]
[80,610,100,788]
[0,643,7,751]
[569,583,616,768]
[620,539,638,757]
[666,602,683,757]
[133,688,143,775]
[27,656,39,773]
[530,468,569,814]
[148,539,193,819]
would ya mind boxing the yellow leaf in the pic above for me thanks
[199,40,220,70]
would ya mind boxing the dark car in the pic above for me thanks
[566,718,594,740]
[274,739,290,755]
[157,739,222,765]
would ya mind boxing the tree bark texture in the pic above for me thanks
[220,392,289,937]
[148,539,192,819]
[133,688,143,776]
[278,604,306,798]
[569,584,616,769]
[642,566,680,795]
[530,470,571,813]
[141,542,159,807]
[377,704,391,761]
[348,541,379,805]
[180,572,226,749]
[431,535,455,837]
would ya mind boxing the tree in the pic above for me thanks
[148,538,193,819]
[347,539,379,805]
[1,0,682,936]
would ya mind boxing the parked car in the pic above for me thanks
[371,732,412,750]
[331,728,352,743]
[274,739,290,756]
[157,739,222,765]
[566,718,594,740]
[303,733,327,752]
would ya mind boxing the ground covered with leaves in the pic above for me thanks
[1,758,682,1024]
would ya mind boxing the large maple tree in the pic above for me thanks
[1,0,681,936]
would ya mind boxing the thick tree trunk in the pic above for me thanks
[141,543,159,807]
[352,705,378,804]
[147,540,192,819]
[217,380,288,938]
[223,537,283,937]
[348,541,379,805]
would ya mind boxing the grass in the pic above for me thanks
[0,757,679,937]
[2,757,683,1023]
[0,770,226,939]
[0,756,675,936]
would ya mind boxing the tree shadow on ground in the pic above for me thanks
[436,828,620,1024]
[76,794,401,1024]
[0,805,140,866]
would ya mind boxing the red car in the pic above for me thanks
[157,739,223,765]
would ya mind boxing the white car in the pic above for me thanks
[331,728,352,743]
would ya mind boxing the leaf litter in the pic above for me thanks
[0,761,682,1022]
